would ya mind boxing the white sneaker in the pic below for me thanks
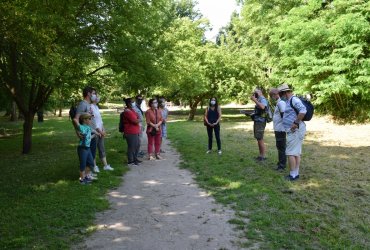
[206,150,211,154]
[87,173,98,180]
[94,165,100,173]
[218,150,222,155]
[103,165,114,171]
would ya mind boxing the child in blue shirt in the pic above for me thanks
[75,113,96,184]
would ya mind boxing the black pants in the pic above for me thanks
[207,124,221,150]
[274,131,287,167]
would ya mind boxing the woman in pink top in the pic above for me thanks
[145,98,163,160]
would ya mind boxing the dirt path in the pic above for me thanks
[79,140,243,250]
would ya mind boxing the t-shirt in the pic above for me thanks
[254,96,268,123]
[273,99,286,132]
[76,100,96,130]
[123,108,140,135]
[282,96,307,131]
[91,104,103,130]
[78,124,92,147]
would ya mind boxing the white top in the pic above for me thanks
[91,104,104,130]
[273,98,286,132]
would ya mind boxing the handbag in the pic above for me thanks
[149,109,158,136]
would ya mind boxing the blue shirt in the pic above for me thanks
[78,124,92,147]
[282,96,307,131]
[254,96,268,123]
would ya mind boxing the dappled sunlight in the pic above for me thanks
[198,191,210,197]
[290,180,322,191]
[110,192,127,199]
[142,180,163,185]
[167,119,187,123]
[329,154,350,159]
[163,211,189,216]
[96,222,132,232]
[225,123,251,130]
[189,234,200,240]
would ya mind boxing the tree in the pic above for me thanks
[0,1,113,153]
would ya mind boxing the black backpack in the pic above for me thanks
[69,106,77,120]
[118,111,125,133]
[290,96,314,121]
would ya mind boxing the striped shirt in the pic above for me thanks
[282,96,307,131]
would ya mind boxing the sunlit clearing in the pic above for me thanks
[225,123,251,130]
[189,234,200,240]
[132,195,143,199]
[39,131,56,136]
[168,119,186,123]
[329,154,349,159]
[142,180,163,185]
[227,181,242,189]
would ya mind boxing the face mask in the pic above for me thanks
[91,94,97,102]
[132,102,136,107]
[280,95,287,101]
[210,100,216,105]
[153,103,158,108]
[96,97,100,103]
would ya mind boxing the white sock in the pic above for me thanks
[290,170,296,178]
[295,166,300,176]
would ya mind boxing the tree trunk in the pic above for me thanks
[10,101,17,122]
[58,107,62,117]
[22,113,34,154]
[188,100,200,121]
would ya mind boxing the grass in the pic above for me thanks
[167,108,370,249]
[0,108,369,249]
[0,112,127,249]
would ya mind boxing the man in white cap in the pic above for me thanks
[278,83,307,181]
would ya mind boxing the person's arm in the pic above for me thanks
[126,110,139,124]
[146,110,156,128]
[204,107,209,124]
[251,95,266,110]
[215,107,222,124]
[291,97,306,130]
[278,101,286,118]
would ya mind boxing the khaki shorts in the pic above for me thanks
[286,123,306,156]
[254,121,266,140]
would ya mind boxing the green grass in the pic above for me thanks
[167,109,370,249]
[0,113,127,249]
[0,108,369,249]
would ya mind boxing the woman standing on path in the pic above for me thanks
[122,98,141,166]
[204,97,222,155]
[159,98,169,153]
[145,98,163,160]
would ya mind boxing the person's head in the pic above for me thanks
[148,98,158,109]
[82,86,94,101]
[209,97,218,107]
[278,83,293,100]
[124,97,134,108]
[79,113,92,125]
[136,95,143,106]
[269,88,280,101]
[159,98,166,108]
[254,88,263,98]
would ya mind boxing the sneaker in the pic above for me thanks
[103,165,114,171]
[206,150,211,154]
[275,165,286,171]
[79,178,90,185]
[218,150,222,155]
[136,159,143,164]
[160,149,166,153]
[155,155,164,160]
[255,156,267,161]
[285,175,300,181]
[87,173,98,180]
[149,155,156,161]
[83,176,93,183]
[94,165,100,173]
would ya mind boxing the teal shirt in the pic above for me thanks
[78,124,91,147]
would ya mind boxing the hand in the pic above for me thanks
[291,122,299,131]
[251,95,257,102]
[75,130,83,139]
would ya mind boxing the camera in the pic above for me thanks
[254,92,259,98]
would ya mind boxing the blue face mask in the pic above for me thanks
[281,96,287,101]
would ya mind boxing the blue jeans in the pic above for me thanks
[77,146,94,172]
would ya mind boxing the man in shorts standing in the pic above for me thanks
[278,83,307,181]
[250,88,268,161]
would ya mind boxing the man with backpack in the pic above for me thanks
[250,88,269,162]
[278,83,307,181]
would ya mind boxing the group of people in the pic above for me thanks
[204,83,307,181]
[121,96,168,165]
[72,86,170,184]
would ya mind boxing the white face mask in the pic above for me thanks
[132,102,136,107]
[153,103,158,108]
[91,94,97,102]
[210,100,216,105]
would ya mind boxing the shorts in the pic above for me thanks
[254,121,266,140]
[286,123,306,156]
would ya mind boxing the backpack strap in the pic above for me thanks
[290,96,299,115]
